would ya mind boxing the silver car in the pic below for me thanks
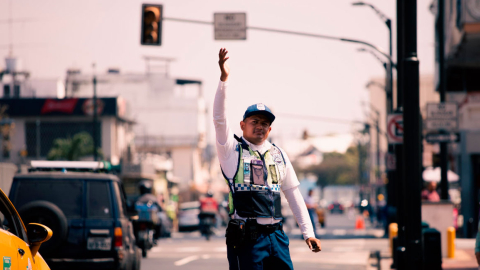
[178,201,201,231]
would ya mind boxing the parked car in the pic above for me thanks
[328,202,344,214]
[9,161,141,270]
[178,201,201,231]
[0,187,52,270]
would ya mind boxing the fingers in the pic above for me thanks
[306,240,313,251]
[306,238,321,253]
[218,48,229,61]
[314,240,322,253]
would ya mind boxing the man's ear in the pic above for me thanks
[240,121,246,131]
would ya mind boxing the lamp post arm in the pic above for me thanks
[364,3,391,25]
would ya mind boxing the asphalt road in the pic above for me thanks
[141,211,387,270]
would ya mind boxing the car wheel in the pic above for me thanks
[18,200,68,254]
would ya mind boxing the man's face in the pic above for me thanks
[240,114,272,145]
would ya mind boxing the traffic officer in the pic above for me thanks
[214,48,321,270]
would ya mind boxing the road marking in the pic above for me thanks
[174,255,199,266]
[151,246,162,253]
[214,246,227,252]
[331,247,357,252]
[176,247,202,252]
[332,229,347,235]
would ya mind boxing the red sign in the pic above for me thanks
[387,114,403,144]
[82,99,105,116]
[41,99,78,114]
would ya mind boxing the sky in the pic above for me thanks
[0,0,435,144]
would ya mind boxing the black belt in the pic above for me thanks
[256,222,282,234]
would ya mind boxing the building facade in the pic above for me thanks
[434,0,480,237]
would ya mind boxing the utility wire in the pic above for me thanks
[163,17,392,62]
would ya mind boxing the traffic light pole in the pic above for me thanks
[437,0,449,200]
[394,0,407,269]
[93,72,98,161]
[403,0,423,268]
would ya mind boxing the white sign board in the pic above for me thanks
[426,102,458,131]
[425,119,458,130]
[426,103,458,119]
[214,13,247,40]
[387,114,403,144]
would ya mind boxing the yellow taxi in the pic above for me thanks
[0,188,52,270]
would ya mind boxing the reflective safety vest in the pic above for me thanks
[223,140,287,219]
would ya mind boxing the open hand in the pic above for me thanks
[218,48,230,82]
[305,237,321,253]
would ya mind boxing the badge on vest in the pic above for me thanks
[269,165,278,184]
[251,159,265,185]
[243,159,251,184]
[270,147,286,179]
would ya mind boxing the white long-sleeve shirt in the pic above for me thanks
[213,80,315,240]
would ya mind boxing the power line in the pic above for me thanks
[163,17,392,62]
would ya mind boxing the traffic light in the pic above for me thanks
[141,4,162,46]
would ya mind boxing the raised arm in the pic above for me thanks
[213,49,235,163]
[219,48,230,82]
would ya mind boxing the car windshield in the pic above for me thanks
[13,179,83,218]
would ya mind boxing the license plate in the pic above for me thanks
[87,237,112,251]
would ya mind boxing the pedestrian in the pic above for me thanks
[214,48,321,270]
[304,189,318,237]
[421,182,440,202]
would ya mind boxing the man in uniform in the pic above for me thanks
[214,48,321,270]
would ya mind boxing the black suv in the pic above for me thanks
[9,163,141,270]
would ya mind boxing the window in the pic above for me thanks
[87,181,113,219]
[0,198,25,240]
[113,182,127,218]
[14,180,83,218]
[3,85,10,98]
[13,84,20,98]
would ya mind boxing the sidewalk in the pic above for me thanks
[368,239,478,270]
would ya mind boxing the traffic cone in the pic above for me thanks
[355,216,365,230]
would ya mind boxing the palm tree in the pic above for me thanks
[47,132,102,161]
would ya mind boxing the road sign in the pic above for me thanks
[425,119,458,130]
[426,102,457,119]
[425,133,460,143]
[387,114,403,144]
[425,102,458,131]
[214,13,247,40]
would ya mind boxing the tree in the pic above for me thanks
[298,145,368,188]
[47,132,102,161]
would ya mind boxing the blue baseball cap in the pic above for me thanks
[243,103,275,123]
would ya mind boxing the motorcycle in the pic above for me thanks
[198,212,216,241]
[133,201,159,257]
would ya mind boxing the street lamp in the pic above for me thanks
[352,2,393,113]
[354,3,396,234]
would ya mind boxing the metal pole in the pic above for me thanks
[36,119,40,159]
[385,17,397,235]
[93,71,98,161]
[403,0,423,268]
[395,0,407,269]
[376,116,380,182]
[438,0,449,200]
